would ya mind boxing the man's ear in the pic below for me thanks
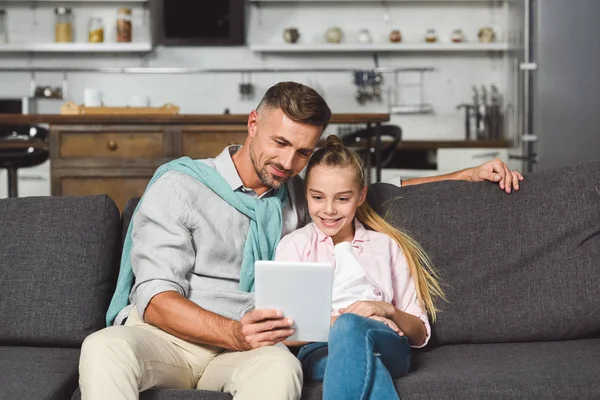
[248,110,259,139]
[358,186,368,206]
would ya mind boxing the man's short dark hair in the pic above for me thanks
[257,81,332,131]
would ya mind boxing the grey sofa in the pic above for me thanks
[0,196,121,400]
[2,161,599,400]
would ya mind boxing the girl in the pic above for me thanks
[275,135,446,400]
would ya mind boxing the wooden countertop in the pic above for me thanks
[0,113,390,125]
[397,139,512,149]
[0,138,511,151]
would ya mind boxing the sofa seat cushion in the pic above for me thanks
[72,383,324,400]
[0,346,80,400]
[140,390,232,400]
[397,339,600,399]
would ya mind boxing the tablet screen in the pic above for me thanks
[255,260,334,342]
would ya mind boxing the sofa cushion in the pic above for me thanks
[367,161,600,344]
[0,195,121,346]
[397,339,600,399]
[72,387,232,400]
[72,381,323,399]
[0,346,80,400]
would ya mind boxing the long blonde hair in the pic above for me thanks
[305,135,446,321]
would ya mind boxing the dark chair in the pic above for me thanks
[340,124,402,180]
[0,124,50,197]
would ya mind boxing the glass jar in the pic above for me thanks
[116,8,132,43]
[0,9,8,44]
[424,28,438,43]
[55,7,73,43]
[88,17,104,43]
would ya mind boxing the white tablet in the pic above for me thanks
[255,260,334,343]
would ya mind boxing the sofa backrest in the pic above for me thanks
[0,195,121,347]
[121,197,140,249]
[367,161,600,345]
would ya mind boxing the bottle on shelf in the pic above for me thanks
[116,8,132,43]
[55,7,74,43]
[88,17,104,43]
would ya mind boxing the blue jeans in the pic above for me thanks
[297,313,411,400]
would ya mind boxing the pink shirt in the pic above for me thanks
[275,220,431,348]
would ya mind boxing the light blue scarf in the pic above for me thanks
[105,156,286,326]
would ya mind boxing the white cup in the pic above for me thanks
[130,94,150,107]
[84,88,103,107]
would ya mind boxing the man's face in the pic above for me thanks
[248,108,322,190]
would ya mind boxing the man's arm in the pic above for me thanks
[145,291,294,351]
[401,158,524,194]
[131,175,293,350]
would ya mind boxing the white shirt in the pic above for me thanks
[331,241,380,313]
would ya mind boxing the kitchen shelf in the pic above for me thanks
[249,0,502,3]
[250,43,509,53]
[390,104,434,115]
[1,0,147,3]
[0,43,153,53]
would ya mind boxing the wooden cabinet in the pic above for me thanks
[58,174,153,212]
[182,127,247,159]
[50,124,247,212]
[60,132,165,159]
[5,113,389,211]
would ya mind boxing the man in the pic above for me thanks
[79,81,522,400]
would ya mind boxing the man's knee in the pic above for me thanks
[237,345,302,383]
[256,346,302,374]
[80,327,140,374]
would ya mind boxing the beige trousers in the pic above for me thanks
[79,309,303,400]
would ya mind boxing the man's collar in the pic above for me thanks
[214,145,246,191]
[214,145,275,197]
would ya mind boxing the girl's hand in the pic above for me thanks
[369,316,404,336]
[339,301,394,319]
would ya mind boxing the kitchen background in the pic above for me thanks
[0,0,512,135]
[1,0,598,200]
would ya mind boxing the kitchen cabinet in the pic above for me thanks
[26,113,388,212]
[50,124,173,212]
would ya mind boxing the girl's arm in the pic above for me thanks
[387,306,427,346]
[339,301,426,346]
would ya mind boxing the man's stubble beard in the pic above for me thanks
[249,140,288,190]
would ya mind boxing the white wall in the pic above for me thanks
[0,1,516,140]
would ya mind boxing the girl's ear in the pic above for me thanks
[358,186,368,206]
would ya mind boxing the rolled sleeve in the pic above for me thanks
[391,247,432,348]
[130,175,196,320]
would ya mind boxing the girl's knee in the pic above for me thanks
[330,313,368,337]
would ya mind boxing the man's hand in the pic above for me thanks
[338,301,394,319]
[465,158,524,193]
[231,309,295,351]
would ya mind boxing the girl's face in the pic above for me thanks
[306,165,367,244]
